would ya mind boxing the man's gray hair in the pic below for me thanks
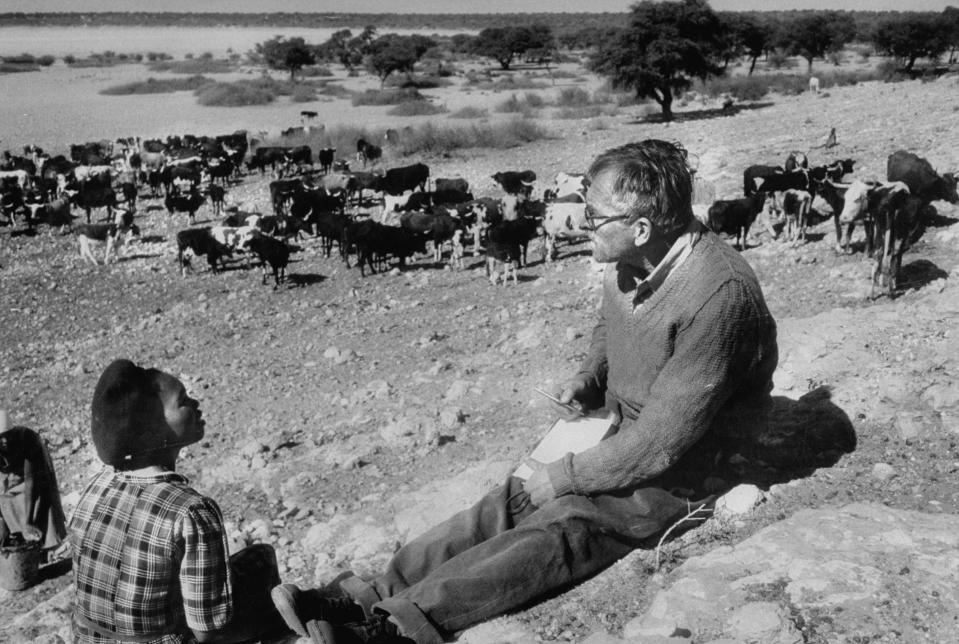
[587,140,694,238]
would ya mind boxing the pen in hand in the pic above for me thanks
[534,387,586,417]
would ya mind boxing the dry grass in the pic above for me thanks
[195,81,276,106]
[100,75,213,95]
[147,58,236,74]
[448,106,489,119]
[352,88,425,106]
[386,100,448,116]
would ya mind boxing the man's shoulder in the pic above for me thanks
[691,231,764,288]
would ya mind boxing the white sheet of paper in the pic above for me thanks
[514,413,615,480]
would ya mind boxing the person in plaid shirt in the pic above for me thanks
[70,359,287,644]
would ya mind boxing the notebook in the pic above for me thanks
[513,412,617,480]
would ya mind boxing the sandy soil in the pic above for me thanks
[3,48,959,642]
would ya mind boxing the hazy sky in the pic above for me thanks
[2,0,956,12]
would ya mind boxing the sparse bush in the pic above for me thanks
[448,106,489,119]
[554,105,615,119]
[100,75,213,95]
[200,51,213,59]
[302,65,334,77]
[523,92,546,107]
[827,50,844,66]
[876,60,905,81]
[36,55,55,67]
[548,69,579,79]
[555,86,592,107]
[767,51,794,70]
[148,58,235,74]
[146,51,173,62]
[185,53,194,60]
[195,81,276,106]
[385,74,454,89]
[467,74,550,91]
[352,88,424,106]
[496,93,525,113]
[3,53,35,64]
[63,54,75,65]
[386,100,448,116]
[394,117,548,155]
[0,62,38,73]
[291,84,318,102]
[317,83,352,98]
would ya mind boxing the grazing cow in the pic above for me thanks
[245,234,291,288]
[76,208,137,266]
[743,164,783,196]
[816,179,851,253]
[249,147,288,175]
[206,184,226,217]
[399,211,461,262]
[547,172,587,202]
[379,163,430,196]
[750,170,809,196]
[395,191,434,213]
[808,76,820,93]
[269,178,303,216]
[345,219,427,276]
[176,227,232,276]
[318,148,336,174]
[869,184,925,298]
[0,178,25,225]
[356,138,383,167]
[321,172,356,195]
[836,179,881,255]
[784,151,808,173]
[349,171,382,205]
[281,126,305,138]
[435,177,469,193]
[72,179,118,224]
[780,189,813,242]
[886,150,958,205]
[706,191,768,249]
[206,158,235,186]
[492,170,536,196]
[0,169,31,191]
[26,196,73,229]
[164,186,206,225]
[542,201,589,261]
[311,210,350,258]
[117,181,138,213]
[431,189,474,207]
[285,145,313,170]
[485,217,542,285]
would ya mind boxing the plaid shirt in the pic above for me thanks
[70,468,233,644]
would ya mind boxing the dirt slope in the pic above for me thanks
[2,73,959,640]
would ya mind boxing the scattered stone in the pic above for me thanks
[715,484,764,516]
[872,463,897,481]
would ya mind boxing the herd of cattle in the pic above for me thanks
[706,149,957,297]
[0,131,955,296]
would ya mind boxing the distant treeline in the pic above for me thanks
[0,12,625,34]
[0,10,944,39]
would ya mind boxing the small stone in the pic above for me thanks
[872,463,897,481]
[715,484,764,516]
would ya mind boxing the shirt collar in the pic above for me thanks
[633,218,703,307]
[112,467,189,485]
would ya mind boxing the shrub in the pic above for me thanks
[317,83,352,98]
[63,55,76,64]
[394,117,548,156]
[767,51,794,70]
[467,74,550,91]
[876,60,905,81]
[0,62,38,73]
[385,74,454,89]
[523,92,546,108]
[548,69,579,79]
[496,93,525,113]
[147,58,235,74]
[195,81,276,106]
[146,51,173,62]
[352,88,424,106]
[386,100,448,116]
[554,105,614,119]
[448,106,489,119]
[100,75,213,95]
[36,55,55,67]
[302,65,334,77]
[291,84,318,102]
[554,86,592,107]
[3,53,35,64]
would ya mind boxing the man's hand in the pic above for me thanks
[522,461,556,508]
[22,524,42,542]
[554,374,604,418]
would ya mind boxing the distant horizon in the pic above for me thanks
[1,0,956,13]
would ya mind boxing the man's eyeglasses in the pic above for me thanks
[584,205,630,232]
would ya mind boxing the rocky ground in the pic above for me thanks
[3,73,959,643]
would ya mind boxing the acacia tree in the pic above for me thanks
[365,34,435,86]
[589,0,725,122]
[728,13,772,75]
[255,36,315,82]
[780,11,855,72]
[472,25,552,70]
[872,13,949,72]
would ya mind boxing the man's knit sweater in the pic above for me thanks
[547,229,778,497]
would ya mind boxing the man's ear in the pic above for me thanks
[632,217,653,247]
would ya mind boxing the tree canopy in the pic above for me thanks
[471,24,554,70]
[872,13,949,71]
[255,36,315,82]
[365,33,436,86]
[589,0,725,121]
[779,11,855,72]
